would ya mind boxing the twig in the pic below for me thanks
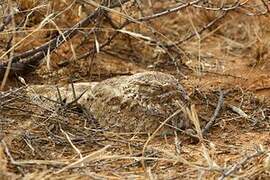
[77,20,131,60]
[66,87,92,107]
[1,140,15,163]
[138,0,202,21]
[219,149,265,179]
[60,127,83,159]
[2,139,69,166]
[0,0,132,79]
[260,0,270,13]
[167,12,227,47]
[1,1,15,90]
[1,140,24,174]
[70,81,77,100]
[55,145,111,174]
[142,108,184,169]
[202,89,224,135]
[227,104,258,124]
[0,14,12,32]
[56,86,64,105]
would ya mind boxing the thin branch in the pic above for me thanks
[168,12,227,47]
[202,89,224,135]
[219,149,265,179]
[138,0,202,21]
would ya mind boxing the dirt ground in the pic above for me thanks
[0,1,270,179]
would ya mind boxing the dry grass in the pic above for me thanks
[0,86,269,179]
